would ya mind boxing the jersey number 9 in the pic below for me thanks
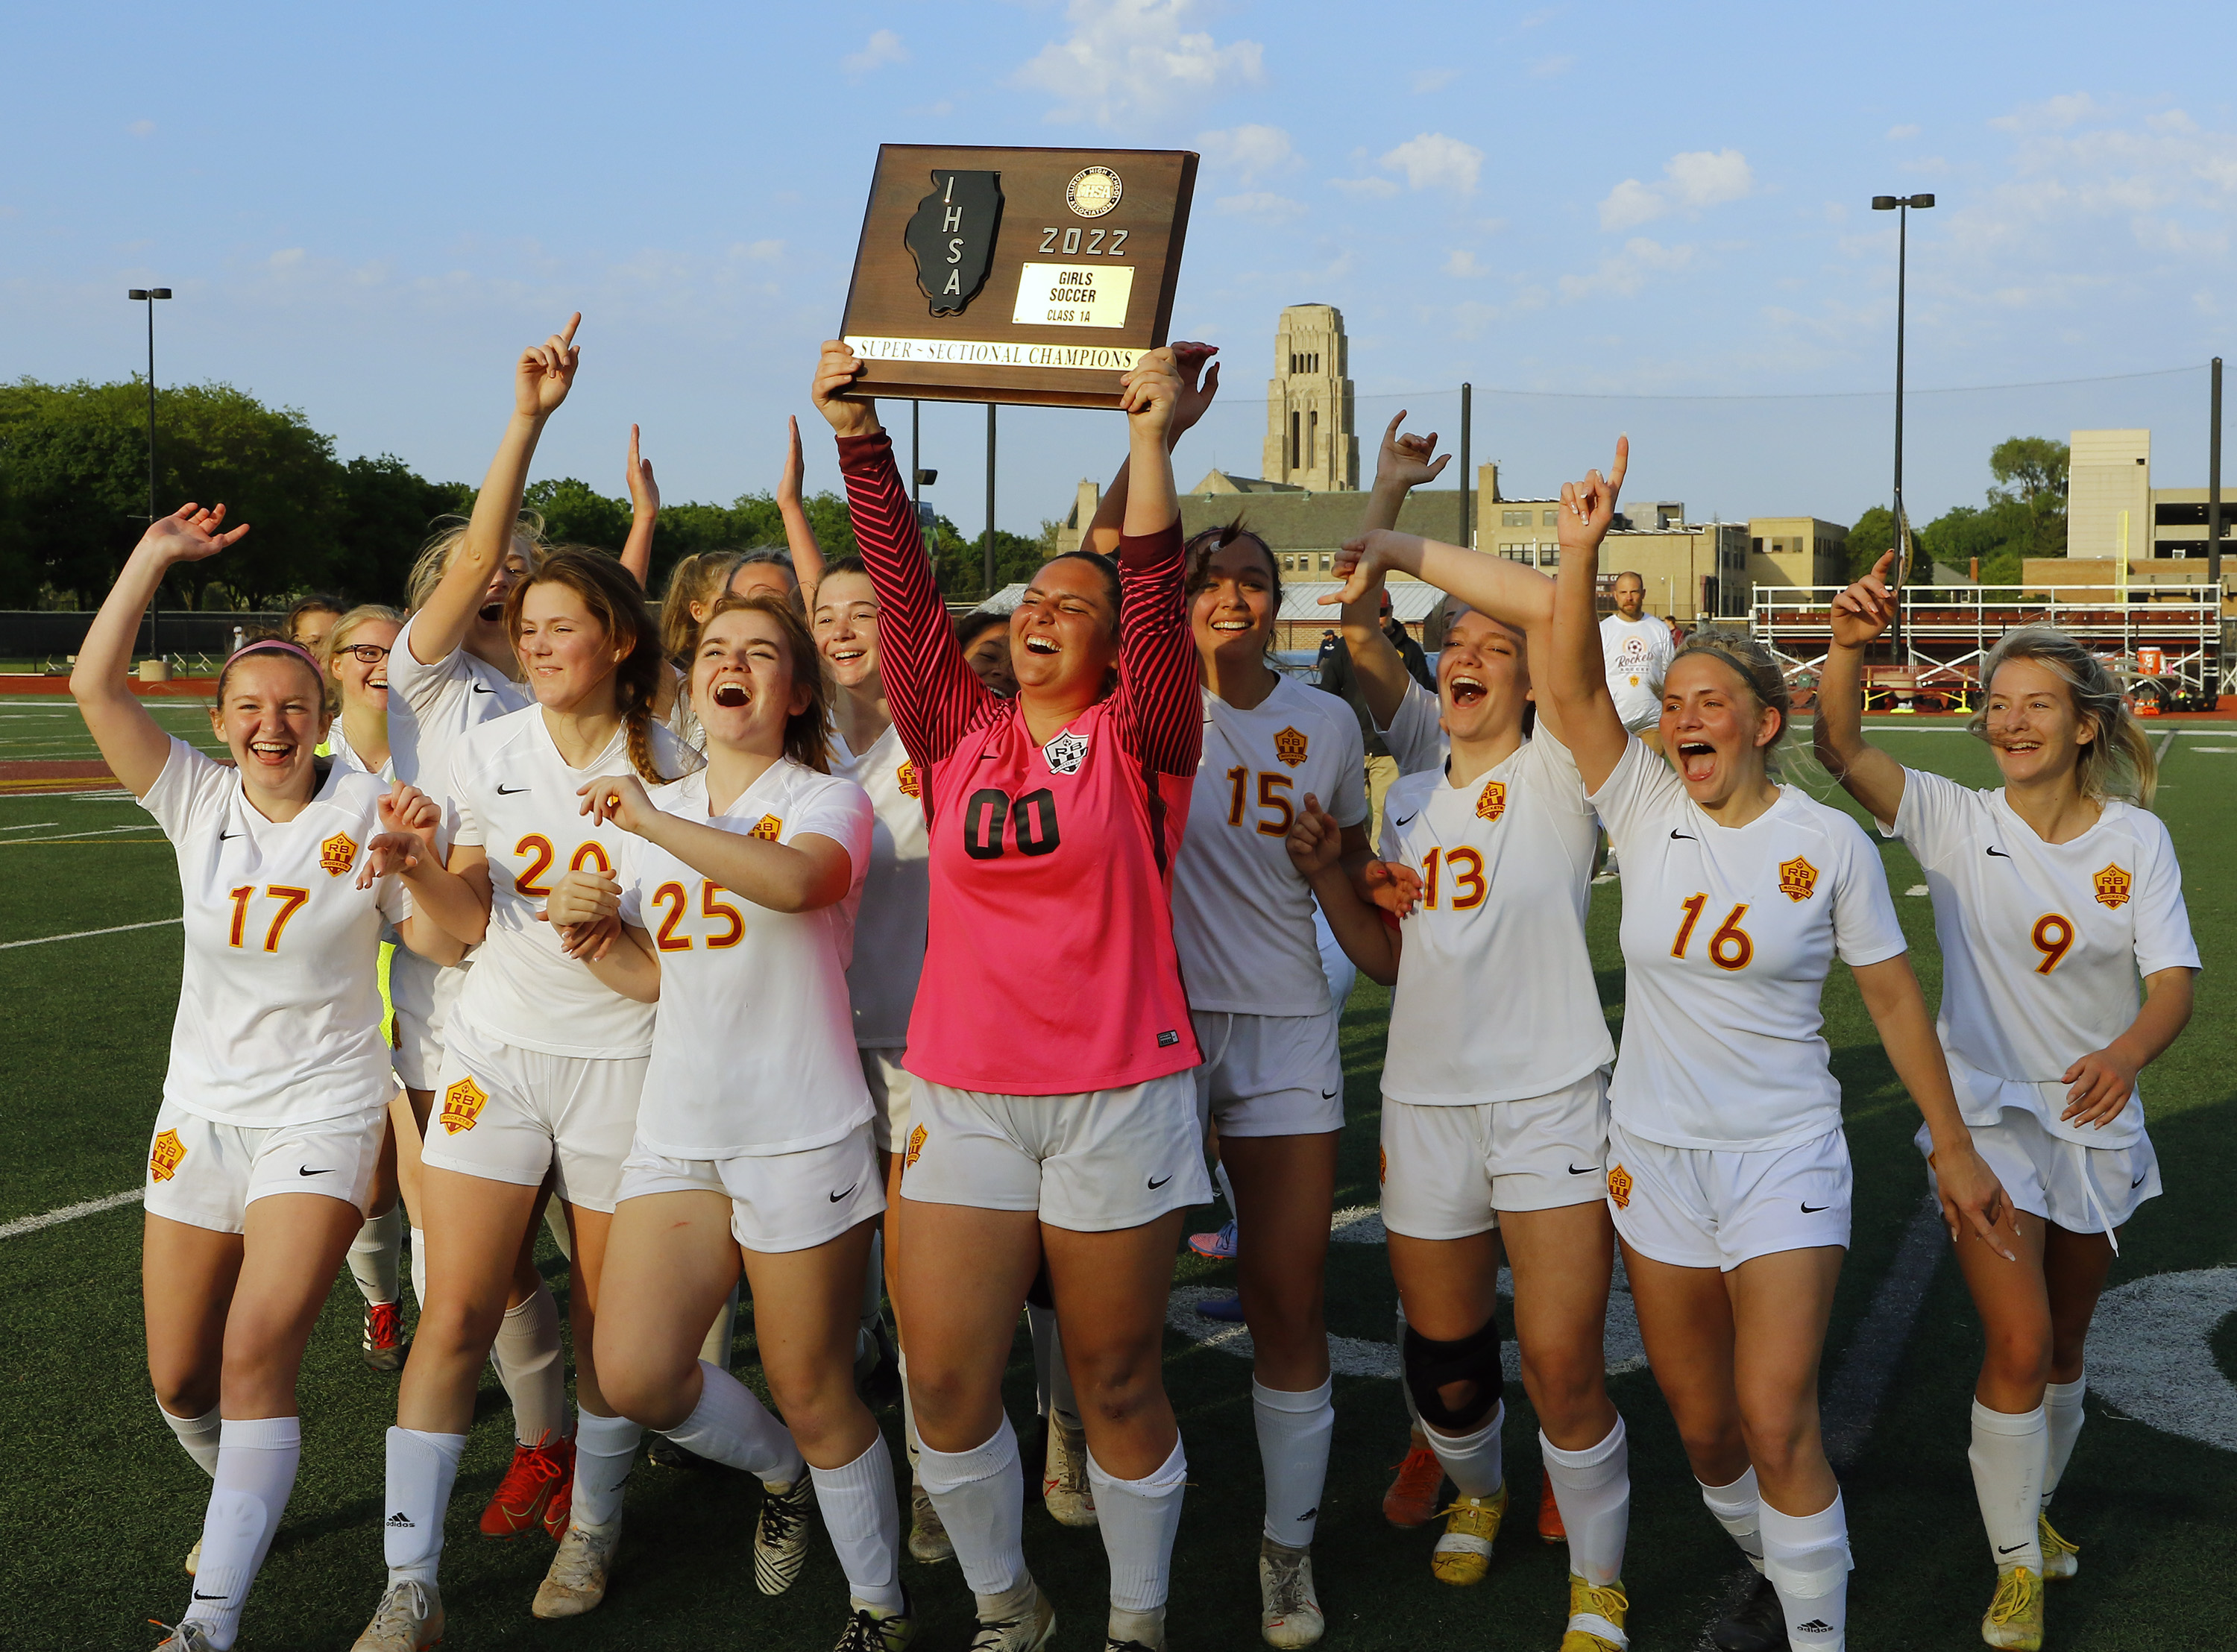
[2030,912,2074,975]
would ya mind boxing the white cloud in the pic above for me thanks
[843,29,908,78]
[127,119,155,137]
[1413,69,1459,94]
[1016,0,1263,127]
[1198,124,1297,184]
[1991,92,2102,133]
[1559,236,1695,300]
[739,239,785,262]
[1217,191,1306,223]
[1330,175,1401,198]
[1531,54,1576,78]
[1444,249,1494,278]
[1886,124,1921,141]
[1380,133,1485,195]
[1596,148,1755,229]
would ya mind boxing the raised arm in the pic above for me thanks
[1112,349,1201,776]
[776,416,827,598]
[1333,414,1452,729]
[1083,344,1220,556]
[411,314,580,666]
[1812,551,1910,828]
[814,341,990,763]
[1287,792,1399,986]
[1547,438,1633,792]
[618,423,658,590]
[72,505,250,797]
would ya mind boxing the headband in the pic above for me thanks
[224,638,326,675]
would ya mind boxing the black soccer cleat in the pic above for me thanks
[1711,1571,1790,1652]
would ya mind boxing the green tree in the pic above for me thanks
[330,455,471,604]
[1846,505,1895,581]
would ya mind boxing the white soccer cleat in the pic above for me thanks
[532,1519,620,1618]
[907,1477,954,1563]
[755,1477,817,1595]
[1259,1536,1325,1648]
[183,1537,201,1576]
[966,1577,1057,1651]
[2038,1511,2079,1580]
[1042,1417,1098,1528]
[148,1623,217,1652]
[349,1578,444,1651]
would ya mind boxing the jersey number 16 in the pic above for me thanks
[1673,894,1753,971]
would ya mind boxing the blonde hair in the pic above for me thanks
[658,550,748,661]
[1667,633,1793,775]
[1969,627,2157,807]
[406,512,548,614]
[319,603,405,713]
[506,547,673,788]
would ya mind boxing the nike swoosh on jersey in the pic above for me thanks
[1393,813,1418,827]
[219,830,242,840]
[298,1166,335,1176]
[2131,1172,2148,1188]
[828,1185,858,1202]
[1799,1202,1830,1214]
[1567,1163,1598,1176]
[1147,1173,1173,1189]
[471,682,495,694]
[1986,845,2011,858]
[1670,829,1696,841]
[1321,1089,1338,1100]
[497,784,529,795]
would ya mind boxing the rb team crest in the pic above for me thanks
[1272,727,1310,769]
[749,815,784,842]
[904,1123,928,1171]
[1606,1164,1632,1210]
[320,830,358,877]
[1042,729,1089,776]
[441,1076,488,1135]
[896,761,922,801]
[149,1128,186,1183]
[2093,863,2131,909]
[1476,779,1506,822]
[1778,856,1819,903]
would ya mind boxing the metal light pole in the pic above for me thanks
[128,286,172,658]
[1871,194,1933,661]
[2209,357,2222,591]
[1458,382,1472,549]
[983,404,997,600]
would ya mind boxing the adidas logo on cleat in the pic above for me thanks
[1797,1620,1833,1634]
[386,1513,415,1528]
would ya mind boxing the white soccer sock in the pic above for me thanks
[384,1427,466,1586]
[1253,1377,1334,1546]
[1699,1464,1766,1572]
[159,1402,223,1478]
[1969,1402,2048,1569]
[491,1281,567,1448]
[1423,1401,1506,1501]
[408,1228,428,1309]
[1215,1160,1239,1216]
[810,1432,906,1614]
[180,1416,301,1650]
[2042,1374,2086,1507]
[347,1204,405,1307]
[1760,1492,1851,1652]
[1026,1303,1059,1420]
[571,1407,644,1530]
[1088,1437,1189,1617]
[1542,1418,1631,1587]
[661,1360,806,1484]
[696,1279,740,1371]
[917,1416,1028,1604]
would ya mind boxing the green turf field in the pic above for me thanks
[3,697,2233,1651]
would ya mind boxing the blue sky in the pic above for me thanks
[5,1,2234,544]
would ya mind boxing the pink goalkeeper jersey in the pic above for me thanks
[840,430,1201,1094]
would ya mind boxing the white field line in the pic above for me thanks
[0,1187,139,1240]
[0,916,180,950]
[0,822,60,832]
[2,825,159,845]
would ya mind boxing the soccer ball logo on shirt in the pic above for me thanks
[1042,728,1089,776]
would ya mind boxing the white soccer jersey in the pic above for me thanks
[617,761,877,1158]
[1377,727,1612,1103]
[446,707,694,1059]
[1377,677,1447,776]
[831,720,930,1048]
[330,734,392,782]
[387,613,529,795]
[1172,675,1369,1017]
[1601,614,1675,728]
[1890,768,2199,1147]
[139,738,408,1128]
[1593,737,1909,1151]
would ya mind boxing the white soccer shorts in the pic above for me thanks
[1190,1009,1344,1138]
[421,1020,646,1214]
[860,1045,913,1156]
[391,955,468,1093]
[617,1121,887,1253]
[142,1100,386,1235]
[902,1070,1212,1233]
[1379,1068,1611,1240]
[1605,1116,1852,1271]
[1916,1112,2160,1239]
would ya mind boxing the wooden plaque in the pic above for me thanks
[839,144,1198,410]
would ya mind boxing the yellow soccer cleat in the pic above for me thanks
[1429,1484,1509,1586]
[1982,1566,2045,1651]
[2038,1512,2079,1580]
[1560,1574,1629,1651]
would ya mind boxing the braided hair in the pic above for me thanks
[504,546,674,786]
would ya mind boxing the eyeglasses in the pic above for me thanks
[338,643,391,664]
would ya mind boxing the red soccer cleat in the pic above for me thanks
[1382,1443,1446,1528]
[361,1302,406,1373]
[1538,1469,1567,1544]
[479,1436,574,1539]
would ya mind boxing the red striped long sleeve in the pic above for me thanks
[1109,523,1202,778]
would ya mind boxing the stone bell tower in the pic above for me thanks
[1262,303,1358,491]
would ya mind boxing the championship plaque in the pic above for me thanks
[839,144,1198,409]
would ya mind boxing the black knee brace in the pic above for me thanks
[1403,1317,1505,1434]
